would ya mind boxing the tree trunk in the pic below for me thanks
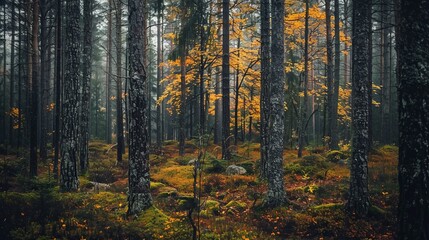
[234,37,240,146]
[396,0,429,238]
[116,0,124,162]
[266,0,286,207]
[346,0,372,216]
[332,0,340,149]
[325,0,334,148]
[9,0,16,149]
[39,0,48,160]
[221,0,230,160]
[260,0,270,179]
[179,44,186,156]
[53,0,61,180]
[298,0,309,158]
[156,0,163,148]
[30,0,40,177]
[106,0,113,144]
[80,0,92,172]
[60,0,81,191]
[127,0,153,214]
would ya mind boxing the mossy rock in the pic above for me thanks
[326,150,348,163]
[200,200,220,217]
[225,200,247,211]
[150,182,166,191]
[237,161,255,175]
[177,195,196,210]
[157,186,178,198]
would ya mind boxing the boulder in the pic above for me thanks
[225,165,247,175]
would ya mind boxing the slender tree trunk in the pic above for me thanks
[9,0,16,149]
[115,0,124,162]
[80,0,92,172]
[221,0,231,160]
[266,0,286,207]
[30,0,40,177]
[106,0,113,144]
[127,0,153,214]
[53,0,61,180]
[234,37,240,146]
[17,0,22,153]
[346,0,372,216]
[298,0,309,158]
[39,0,48,160]
[396,0,429,238]
[325,0,334,148]
[1,3,6,147]
[60,0,81,191]
[214,3,221,145]
[380,0,391,144]
[199,1,206,135]
[179,45,186,156]
[260,0,270,178]
[156,1,163,148]
[332,0,340,149]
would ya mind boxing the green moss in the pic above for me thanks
[326,150,349,163]
[310,203,343,212]
[205,159,226,173]
[150,181,166,191]
[125,206,170,238]
[157,186,178,198]
[177,195,195,210]
[379,145,398,153]
[201,200,220,217]
[225,200,246,211]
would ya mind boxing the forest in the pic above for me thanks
[0,0,428,239]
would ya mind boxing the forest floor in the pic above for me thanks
[0,141,398,239]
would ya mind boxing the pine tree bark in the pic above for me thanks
[39,0,48,160]
[298,0,310,158]
[80,0,92,172]
[127,0,153,214]
[325,0,335,148]
[9,0,16,148]
[30,0,40,177]
[332,0,340,149]
[106,0,113,144]
[60,0,81,191]
[396,0,429,238]
[156,0,163,148]
[53,0,61,180]
[260,0,270,179]
[221,0,231,160]
[346,0,372,216]
[115,0,124,162]
[265,0,286,207]
[179,44,186,156]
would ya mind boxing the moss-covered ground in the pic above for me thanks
[0,141,398,239]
